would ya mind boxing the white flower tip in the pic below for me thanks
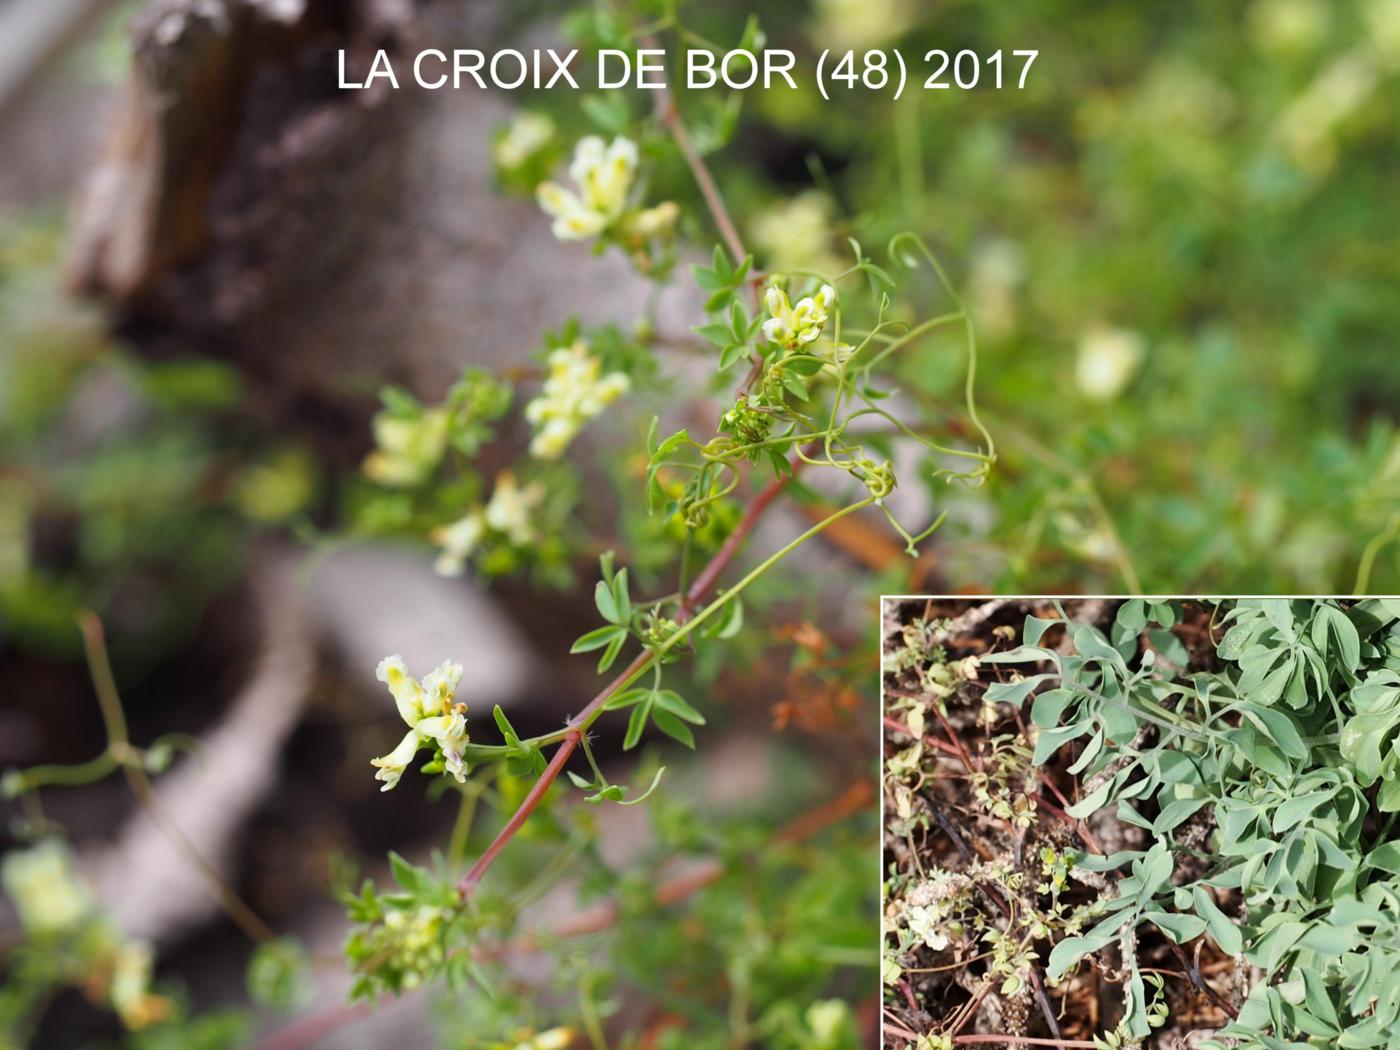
[376,655,406,683]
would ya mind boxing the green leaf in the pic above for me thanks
[1066,777,1114,819]
[1153,797,1208,835]
[718,341,751,370]
[1133,841,1175,901]
[247,938,311,1011]
[388,851,426,893]
[603,687,651,711]
[1238,702,1309,761]
[571,624,626,654]
[1295,920,1359,956]
[1030,687,1075,728]
[1367,841,1400,876]
[1193,885,1243,955]
[1145,909,1208,944]
[623,699,651,750]
[493,705,523,751]
[595,579,621,624]
[652,709,696,749]
[1312,604,1361,672]
[1271,788,1335,833]
[715,597,744,639]
[1023,614,1063,646]
[984,674,1054,707]
[597,631,625,673]
[1047,913,1126,979]
[655,689,706,725]
[611,568,631,623]
[694,322,732,347]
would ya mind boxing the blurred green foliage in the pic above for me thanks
[0,215,318,664]
[632,0,1400,593]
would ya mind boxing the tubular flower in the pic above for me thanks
[430,473,545,576]
[431,510,485,577]
[2,840,91,934]
[537,136,639,240]
[371,656,468,790]
[1075,325,1145,401]
[524,341,630,460]
[109,940,172,1030]
[762,283,836,352]
[483,471,542,545]
[363,408,449,487]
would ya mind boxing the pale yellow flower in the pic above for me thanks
[1075,326,1145,401]
[762,283,836,352]
[524,341,630,460]
[537,136,639,240]
[363,409,449,487]
[371,656,468,790]
[431,510,485,577]
[110,940,171,1030]
[494,112,555,171]
[483,472,543,546]
[1,840,90,933]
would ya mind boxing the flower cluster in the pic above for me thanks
[431,471,544,576]
[109,940,169,1029]
[761,282,836,351]
[371,656,468,791]
[356,904,447,992]
[895,870,972,953]
[363,407,449,487]
[2,839,91,933]
[537,136,677,241]
[2,841,171,1029]
[524,340,630,460]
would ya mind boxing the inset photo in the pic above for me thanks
[882,597,1400,1049]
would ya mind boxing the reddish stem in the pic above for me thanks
[458,469,799,897]
[681,467,794,614]
[254,1002,372,1050]
[652,92,746,268]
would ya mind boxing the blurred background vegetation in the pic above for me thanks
[4,0,1397,667]
[0,0,1397,1046]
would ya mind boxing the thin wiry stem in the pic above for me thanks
[78,612,277,945]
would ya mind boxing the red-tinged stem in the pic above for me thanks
[255,1002,372,1050]
[680,466,796,614]
[884,716,962,759]
[884,710,1106,856]
[651,90,746,268]
[458,469,800,898]
[261,778,869,1050]
[643,31,769,402]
